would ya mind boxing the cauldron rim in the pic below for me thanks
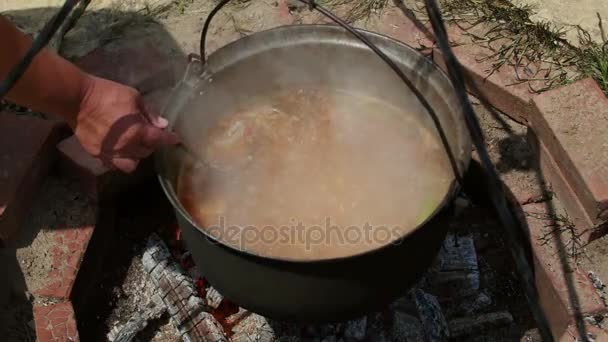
[156,24,470,264]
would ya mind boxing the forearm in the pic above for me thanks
[0,15,90,126]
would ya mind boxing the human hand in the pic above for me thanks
[74,75,179,173]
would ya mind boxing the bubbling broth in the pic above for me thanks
[177,88,452,260]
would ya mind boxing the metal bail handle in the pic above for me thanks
[197,0,463,180]
[200,0,313,64]
[196,2,554,339]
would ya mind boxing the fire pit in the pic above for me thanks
[100,189,532,341]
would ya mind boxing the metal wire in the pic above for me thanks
[425,0,553,340]
[0,0,79,99]
[199,0,465,185]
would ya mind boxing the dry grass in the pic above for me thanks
[578,42,608,95]
[408,0,608,94]
[435,0,579,92]
[322,0,389,23]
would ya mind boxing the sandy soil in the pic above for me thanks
[16,178,96,292]
[0,177,94,341]
[510,0,608,46]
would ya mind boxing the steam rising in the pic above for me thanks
[177,87,452,260]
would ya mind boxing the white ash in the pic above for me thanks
[106,248,172,342]
[588,271,607,306]
[142,234,227,342]
[448,311,514,337]
[588,271,606,291]
[107,293,166,342]
[229,311,275,342]
[205,286,224,309]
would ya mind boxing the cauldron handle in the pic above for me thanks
[198,0,465,185]
[196,1,554,338]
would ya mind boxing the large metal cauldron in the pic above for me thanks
[156,25,471,322]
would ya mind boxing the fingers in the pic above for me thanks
[103,157,140,174]
[140,125,180,149]
[139,97,169,129]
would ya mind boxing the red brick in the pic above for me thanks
[66,251,82,269]
[33,222,95,299]
[36,281,67,299]
[76,39,178,95]
[559,324,608,341]
[63,230,80,243]
[35,326,54,342]
[375,7,434,55]
[527,128,600,241]
[33,302,79,342]
[73,227,94,244]
[48,308,71,321]
[521,202,607,339]
[66,241,80,251]
[47,269,61,278]
[431,24,558,124]
[530,78,608,232]
[0,112,68,243]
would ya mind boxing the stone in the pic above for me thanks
[0,113,67,243]
[0,0,177,58]
[411,289,449,341]
[530,78,608,233]
[75,39,177,95]
[448,311,514,337]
